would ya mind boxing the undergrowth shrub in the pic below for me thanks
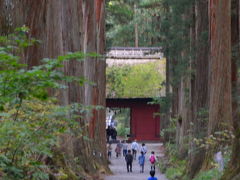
[193,168,222,180]
[0,27,97,179]
[116,124,130,137]
[157,142,187,180]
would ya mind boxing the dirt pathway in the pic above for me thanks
[104,143,168,180]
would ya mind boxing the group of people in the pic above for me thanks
[107,139,158,180]
[106,126,117,142]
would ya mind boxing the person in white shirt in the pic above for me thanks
[122,140,128,157]
[214,151,224,171]
[131,139,139,160]
[140,143,147,154]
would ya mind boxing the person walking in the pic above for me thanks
[149,151,156,171]
[138,151,145,173]
[107,143,112,159]
[147,170,158,180]
[115,141,123,158]
[106,126,111,143]
[122,140,128,157]
[125,150,133,172]
[111,127,117,140]
[131,139,139,160]
[140,143,147,154]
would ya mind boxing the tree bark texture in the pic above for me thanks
[175,12,193,159]
[208,0,232,135]
[0,0,108,178]
[176,77,191,158]
[188,0,209,177]
[201,0,232,170]
[222,0,240,179]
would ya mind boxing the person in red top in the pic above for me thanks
[149,151,156,171]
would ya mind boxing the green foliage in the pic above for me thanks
[106,0,162,47]
[160,0,197,86]
[160,117,177,142]
[106,61,164,98]
[193,130,234,151]
[0,28,87,107]
[113,108,130,137]
[0,100,70,179]
[0,27,94,179]
[117,124,130,137]
[159,142,187,180]
[150,94,172,114]
[166,166,185,180]
[193,169,222,180]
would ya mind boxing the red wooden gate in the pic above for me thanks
[106,98,161,141]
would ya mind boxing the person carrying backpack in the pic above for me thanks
[138,151,145,173]
[147,170,158,180]
[149,151,156,171]
[115,141,122,158]
[125,150,133,172]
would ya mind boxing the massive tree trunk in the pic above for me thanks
[0,0,108,178]
[222,0,240,179]
[202,0,232,169]
[208,0,232,135]
[176,77,191,158]
[188,0,209,177]
[175,9,193,159]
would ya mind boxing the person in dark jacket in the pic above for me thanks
[125,150,133,172]
[106,126,111,142]
[111,127,117,140]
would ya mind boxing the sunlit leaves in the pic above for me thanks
[106,61,164,98]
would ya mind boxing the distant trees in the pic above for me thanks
[106,0,238,178]
[106,0,162,47]
[109,0,239,178]
[106,61,165,98]
[159,0,240,179]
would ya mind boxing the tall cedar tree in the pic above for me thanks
[188,0,209,177]
[0,0,108,178]
[201,0,232,169]
[222,0,240,179]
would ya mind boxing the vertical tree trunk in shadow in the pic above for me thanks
[187,0,209,177]
[222,0,240,179]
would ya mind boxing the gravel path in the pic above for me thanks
[104,143,168,180]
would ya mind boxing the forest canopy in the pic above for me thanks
[106,0,162,47]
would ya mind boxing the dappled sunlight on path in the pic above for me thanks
[104,143,168,180]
